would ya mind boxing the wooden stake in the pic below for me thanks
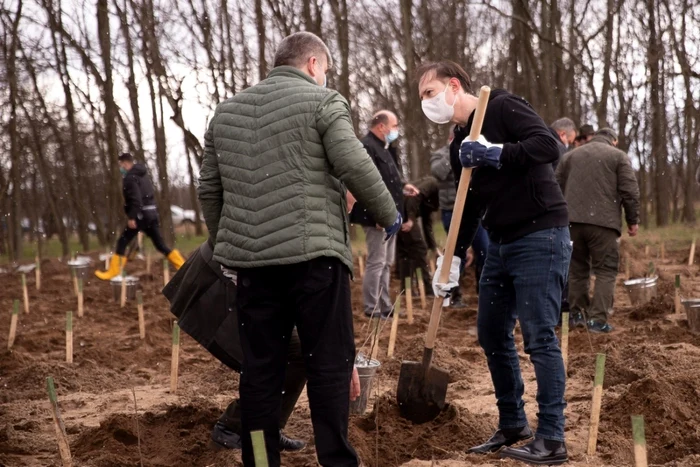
[251,430,269,467]
[137,291,146,339]
[146,248,151,274]
[170,322,180,393]
[77,279,84,318]
[104,248,110,270]
[675,274,682,315]
[689,236,696,266]
[405,277,414,325]
[625,253,631,280]
[631,415,648,467]
[120,270,127,308]
[661,242,665,261]
[71,268,78,297]
[644,244,649,258]
[416,268,427,310]
[21,274,29,314]
[137,232,143,252]
[358,254,365,278]
[387,295,401,357]
[163,259,170,286]
[46,377,73,467]
[35,255,41,291]
[8,300,19,349]
[561,312,570,374]
[370,317,381,361]
[65,312,73,364]
[587,353,606,456]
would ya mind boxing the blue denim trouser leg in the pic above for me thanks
[477,227,572,441]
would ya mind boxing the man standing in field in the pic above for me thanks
[198,32,400,467]
[556,128,640,333]
[418,61,571,465]
[95,152,184,280]
[350,111,419,319]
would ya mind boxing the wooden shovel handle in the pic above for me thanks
[424,86,491,352]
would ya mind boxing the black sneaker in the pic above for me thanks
[210,421,242,450]
[279,431,306,451]
[570,312,586,328]
[588,320,614,333]
[500,438,568,465]
[468,426,533,454]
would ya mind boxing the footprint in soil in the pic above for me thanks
[112,428,138,445]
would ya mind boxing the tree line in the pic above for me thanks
[1,0,698,261]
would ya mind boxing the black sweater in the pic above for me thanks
[350,132,405,226]
[450,89,568,259]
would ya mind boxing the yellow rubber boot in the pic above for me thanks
[95,255,127,281]
[167,249,185,270]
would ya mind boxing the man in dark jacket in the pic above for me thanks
[556,128,640,333]
[350,111,419,319]
[396,176,439,294]
[162,240,307,452]
[96,152,184,280]
[418,61,571,465]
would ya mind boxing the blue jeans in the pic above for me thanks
[477,227,571,441]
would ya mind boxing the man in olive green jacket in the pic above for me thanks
[198,32,399,467]
[556,128,640,333]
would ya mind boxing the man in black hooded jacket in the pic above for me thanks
[96,153,185,280]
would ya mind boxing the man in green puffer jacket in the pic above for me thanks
[198,32,399,467]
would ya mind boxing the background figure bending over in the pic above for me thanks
[396,176,439,296]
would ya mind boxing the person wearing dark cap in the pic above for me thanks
[573,124,595,147]
[95,152,185,280]
[556,128,640,333]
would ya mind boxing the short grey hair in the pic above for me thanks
[273,32,333,69]
[551,118,576,133]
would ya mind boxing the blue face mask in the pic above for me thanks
[386,129,399,143]
[120,167,128,176]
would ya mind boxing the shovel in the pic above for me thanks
[397,85,491,424]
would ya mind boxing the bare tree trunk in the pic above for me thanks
[256,0,267,80]
[97,0,123,239]
[3,1,24,261]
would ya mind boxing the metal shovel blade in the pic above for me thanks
[396,359,449,424]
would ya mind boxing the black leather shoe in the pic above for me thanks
[468,426,533,454]
[500,437,568,465]
[210,421,242,450]
[279,431,306,451]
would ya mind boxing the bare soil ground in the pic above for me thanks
[2,241,700,466]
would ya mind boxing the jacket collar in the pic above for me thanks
[590,134,615,147]
[267,66,318,85]
[365,131,388,148]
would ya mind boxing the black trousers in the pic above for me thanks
[115,210,171,256]
[236,256,358,467]
[396,223,432,290]
[217,328,306,433]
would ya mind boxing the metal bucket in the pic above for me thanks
[110,276,140,302]
[681,299,700,333]
[623,276,658,306]
[349,359,381,415]
[67,260,91,280]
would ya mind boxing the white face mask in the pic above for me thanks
[421,84,456,124]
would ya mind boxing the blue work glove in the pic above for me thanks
[384,212,403,240]
[459,136,503,169]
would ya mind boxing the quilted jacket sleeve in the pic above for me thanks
[198,123,224,241]
[617,152,640,227]
[316,92,398,228]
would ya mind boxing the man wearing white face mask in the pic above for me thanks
[418,61,571,465]
[351,111,419,319]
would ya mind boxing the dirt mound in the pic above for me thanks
[595,343,700,464]
[72,403,228,467]
[349,395,493,466]
[629,281,674,320]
